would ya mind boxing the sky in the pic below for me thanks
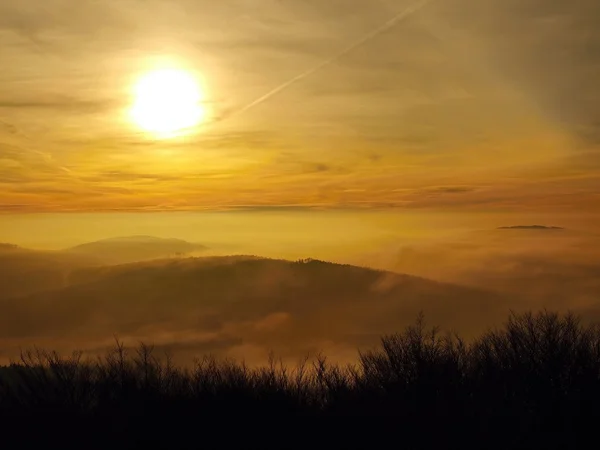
[0,0,599,214]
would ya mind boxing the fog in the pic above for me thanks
[1,210,599,366]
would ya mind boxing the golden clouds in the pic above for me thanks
[0,0,598,212]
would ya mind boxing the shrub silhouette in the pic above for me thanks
[1,310,599,449]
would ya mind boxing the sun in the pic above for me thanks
[129,68,206,138]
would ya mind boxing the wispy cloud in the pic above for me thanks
[0,0,598,212]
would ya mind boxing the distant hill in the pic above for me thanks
[0,256,518,365]
[66,235,208,264]
[498,225,564,230]
[0,243,22,252]
[0,245,100,299]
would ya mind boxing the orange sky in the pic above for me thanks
[0,0,599,213]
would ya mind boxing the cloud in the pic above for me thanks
[1,210,600,365]
[253,312,292,332]
[354,226,600,312]
[0,97,117,114]
[222,205,324,213]
[426,186,476,194]
[81,171,182,183]
[438,0,600,145]
[0,0,598,212]
[0,0,133,54]
[498,225,564,230]
[0,204,33,211]
[306,163,331,173]
[0,120,18,135]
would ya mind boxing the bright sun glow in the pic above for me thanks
[130,69,206,138]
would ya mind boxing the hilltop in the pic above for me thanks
[66,235,208,264]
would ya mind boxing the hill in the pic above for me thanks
[0,244,100,299]
[66,235,208,264]
[0,243,22,251]
[0,256,518,365]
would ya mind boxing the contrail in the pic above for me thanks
[225,0,433,121]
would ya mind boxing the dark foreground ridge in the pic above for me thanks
[1,310,598,449]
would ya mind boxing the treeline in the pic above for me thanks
[1,310,599,449]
